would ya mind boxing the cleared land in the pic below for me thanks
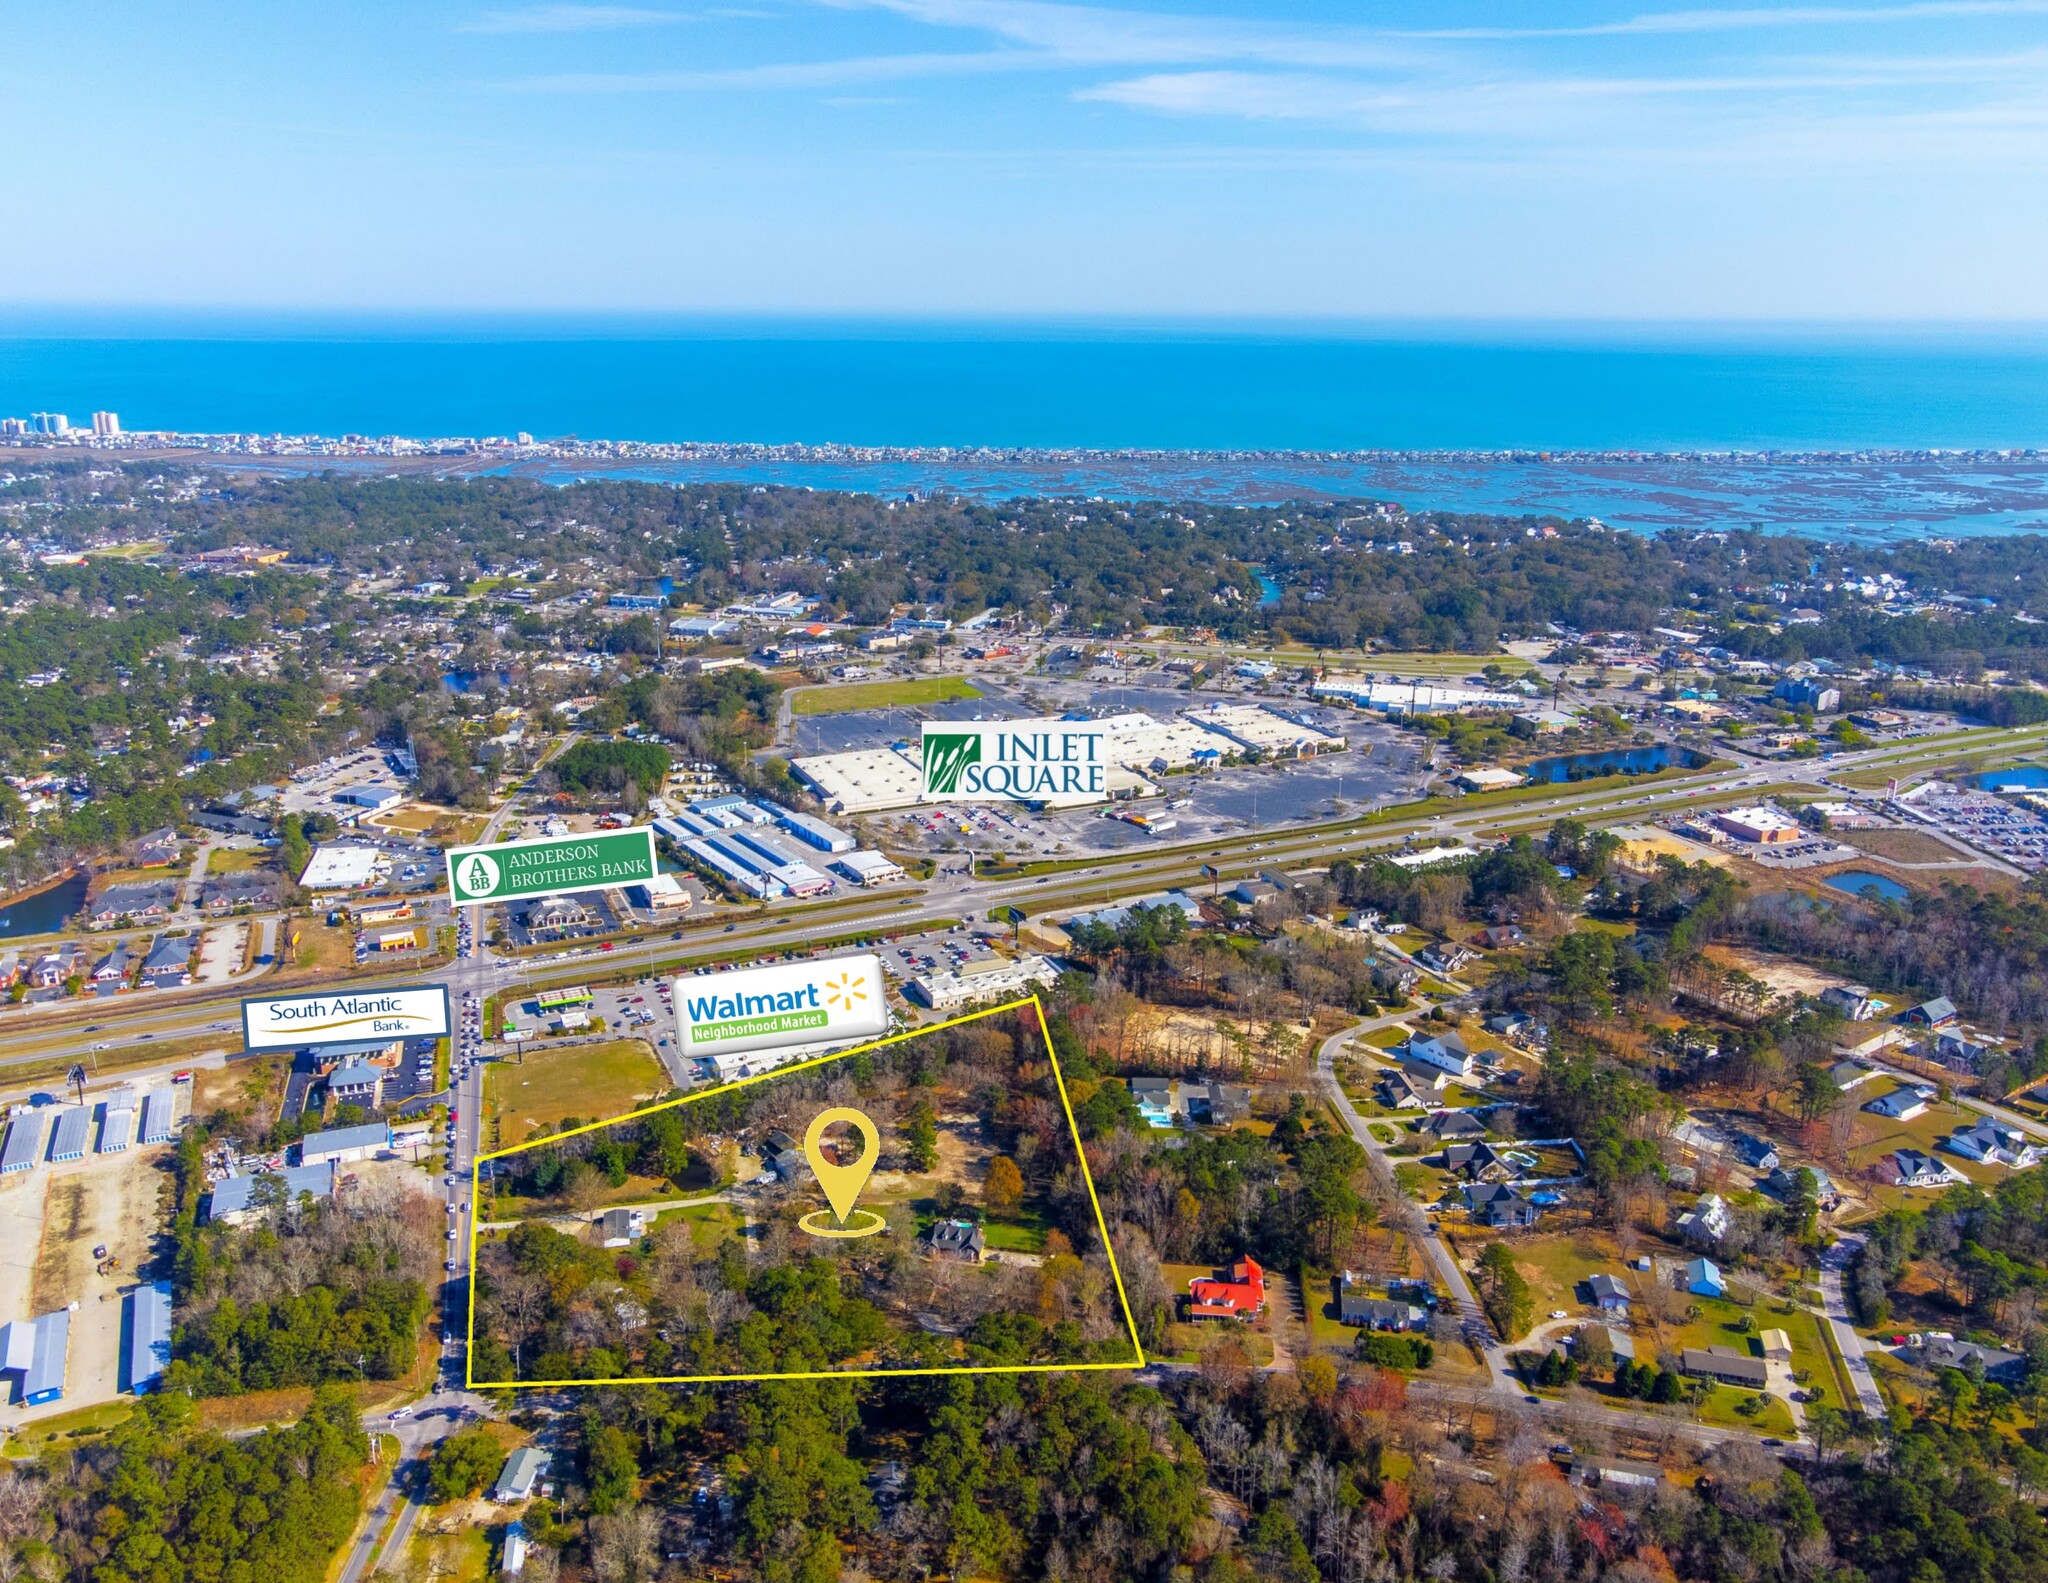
[789,676,983,715]
[1837,828,1973,864]
[485,1037,669,1140]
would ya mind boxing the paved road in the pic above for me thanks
[1315,1017,1513,1391]
[1817,1235,1889,1419]
[1315,1017,1824,1449]
[337,1393,500,1583]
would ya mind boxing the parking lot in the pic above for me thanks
[878,925,1002,982]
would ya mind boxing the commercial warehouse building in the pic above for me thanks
[1182,703,1345,757]
[298,1120,393,1167]
[834,850,906,886]
[1097,711,1229,773]
[138,1089,177,1144]
[126,1283,173,1394]
[99,1097,134,1153]
[1310,679,1522,716]
[334,783,405,812]
[48,1106,91,1162]
[774,806,857,853]
[628,873,693,913]
[207,1161,337,1224]
[0,1111,46,1174]
[297,843,384,889]
[789,747,924,814]
[0,1310,70,1406]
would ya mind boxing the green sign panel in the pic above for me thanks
[445,827,659,906]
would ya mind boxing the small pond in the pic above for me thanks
[1977,764,2048,791]
[1825,870,1910,904]
[0,872,89,936]
[1520,743,1701,784]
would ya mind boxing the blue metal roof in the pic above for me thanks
[0,1112,45,1173]
[98,1102,133,1153]
[48,1106,91,1161]
[138,1090,176,1143]
[23,1309,69,1404]
[126,1283,173,1393]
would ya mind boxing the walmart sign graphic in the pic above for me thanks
[919,720,1106,803]
[675,954,887,1063]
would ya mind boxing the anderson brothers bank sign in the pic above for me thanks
[919,719,1107,804]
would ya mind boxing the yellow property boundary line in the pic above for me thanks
[465,994,1147,1388]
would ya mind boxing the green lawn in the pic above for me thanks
[789,676,984,715]
[1848,1088,2004,1197]
[1502,1232,1627,1322]
[485,1037,668,1140]
[652,1199,745,1251]
[2,1399,136,1454]
[204,845,270,875]
[983,1209,1051,1253]
[1781,1305,1850,1409]
[1689,1384,1798,1437]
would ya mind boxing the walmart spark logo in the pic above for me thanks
[824,971,868,1012]
[922,731,981,795]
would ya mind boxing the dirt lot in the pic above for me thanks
[0,1172,47,1337]
[196,922,248,985]
[1702,944,1847,1001]
[13,1140,175,1419]
[1614,825,1732,868]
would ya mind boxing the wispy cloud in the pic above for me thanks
[824,0,1424,69]
[461,4,691,33]
[1399,0,2048,39]
[515,49,1043,89]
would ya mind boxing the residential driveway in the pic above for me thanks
[1818,1236,1888,1418]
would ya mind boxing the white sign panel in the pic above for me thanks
[919,719,1107,803]
[241,985,451,1052]
[675,953,887,1064]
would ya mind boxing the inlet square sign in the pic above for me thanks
[446,827,658,906]
[243,985,450,1053]
[919,719,1106,803]
[676,953,887,1063]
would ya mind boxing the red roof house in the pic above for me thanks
[1188,1256,1267,1321]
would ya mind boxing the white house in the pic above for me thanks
[1863,1087,1930,1122]
[1676,1192,1730,1243]
[1943,1122,2042,1170]
[1406,1031,1477,1081]
[1887,1149,1965,1189]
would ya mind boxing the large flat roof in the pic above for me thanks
[207,1161,336,1220]
[299,1120,391,1158]
[298,843,383,889]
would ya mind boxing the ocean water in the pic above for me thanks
[3,316,2048,534]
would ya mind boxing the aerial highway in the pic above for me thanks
[0,719,2034,1088]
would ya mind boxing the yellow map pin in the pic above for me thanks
[804,1106,881,1224]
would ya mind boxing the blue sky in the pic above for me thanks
[5,0,2046,318]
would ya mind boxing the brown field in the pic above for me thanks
[1701,943,1846,1001]
[1837,828,1971,865]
